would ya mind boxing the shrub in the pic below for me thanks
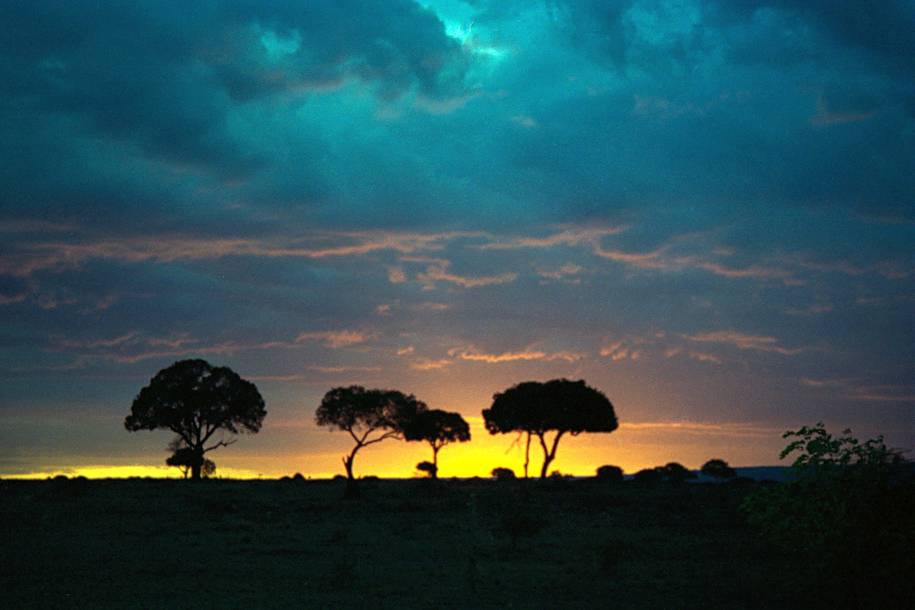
[741,423,915,607]
[596,465,624,482]
[700,458,736,480]
[632,468,662,484]
[491,467,516,481]
[659,462,696,483]
[415,461,437,478]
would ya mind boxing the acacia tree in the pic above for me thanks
[483,379,618,479]
[125,359,266,479]
[315,385,427,483]
[403,409,470,478]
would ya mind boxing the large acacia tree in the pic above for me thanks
[316,385,427,483]
[483,379,618,478]
[403,409,471,478]
[125,359,266,479]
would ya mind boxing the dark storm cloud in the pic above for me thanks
[0,0,471,229]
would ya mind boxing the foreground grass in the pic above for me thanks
[2,478,806,609]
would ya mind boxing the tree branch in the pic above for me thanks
[203,439,236,453]
[361,429,401,447]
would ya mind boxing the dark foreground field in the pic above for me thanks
[0,478,830,609]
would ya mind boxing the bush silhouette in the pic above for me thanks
[701,458,736,480]
[415,461,437,478]
[491,467,516,481]
[166,445,215,479]
[632,468,662,484]
[125,359,265,480]
[596,465,624,482]
[483,379,618,478]
[660,462,696,483]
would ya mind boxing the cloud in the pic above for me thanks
[620,421,780,438]
[685,331,803,355]
[537,263,584,282]
[448,346,583,364]
[410,358,453,371]
[480,226,626,250]
[0,230,473,277]
[295,330,372,349]
[417,261,517,289]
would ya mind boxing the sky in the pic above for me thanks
[1,0,913,479]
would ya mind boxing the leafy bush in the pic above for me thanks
[741,423,915,607]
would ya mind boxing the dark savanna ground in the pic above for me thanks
[0,477,834,609]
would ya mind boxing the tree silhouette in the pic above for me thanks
[125,359,265,479]
[315,385,426,486]
[403,409,470,479]
[701,458,737,480]
[483,379,618,478]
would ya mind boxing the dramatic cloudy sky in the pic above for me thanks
[1,0,913,478]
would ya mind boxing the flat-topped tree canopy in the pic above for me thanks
[483,379,618,478]
[403,409,471,478]
[125,359,266,479]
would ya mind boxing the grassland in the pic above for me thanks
[2,477,821,609]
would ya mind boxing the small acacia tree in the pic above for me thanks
[125,359,266,479]
[483,379,618,478]
[403,409,470,479]
[315,385,426,484]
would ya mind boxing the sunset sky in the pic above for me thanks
[1,0,913,479]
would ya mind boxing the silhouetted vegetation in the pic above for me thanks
[742,423,915,608]
[596,465,624,482]
[701,458,737,480]
[124,359,266,479]
[403,409,470,478]
[483,379,618,478]
[632,468,663,484]
[165,445,215,479]
[315,385,426,491]
[415,461,436,478]
[491,467,516,481]
[659,462,696,483]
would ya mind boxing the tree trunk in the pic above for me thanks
[523,432,531,479]
[539,453,554,479]
[343,454,355,480]
[432,445,440,479]
[190,447,204,480]
[538,431,565,479]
